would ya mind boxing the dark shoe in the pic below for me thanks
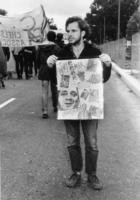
[42,113,49,119]
[87,174,103,190]
[54,107,57,113]
[65,172,81,188]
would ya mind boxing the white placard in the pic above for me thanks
[56,58,104,120]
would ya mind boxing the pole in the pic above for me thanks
[103,16,106,43]
[99,26,102,44]
[118,0,120,40]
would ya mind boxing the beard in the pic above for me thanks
[69,35,82,46]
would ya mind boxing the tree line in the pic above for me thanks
[85,0,139,44]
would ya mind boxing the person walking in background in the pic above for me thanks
[23,46,34,79]
[33,46,39,77]
[2,46,10,79]
[2,46,10,62]
[12,47,24,79]
[0,42,7,88]
[56,33,64,48]
[37,31,61,118]
[47,16,112,190]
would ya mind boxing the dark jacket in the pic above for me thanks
[38,43,60,81]
[2,47,10,61]
[23,47,35,59]
[0,43,7,78]
[57,42,111,83]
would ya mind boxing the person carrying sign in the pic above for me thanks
[47,16,112,190]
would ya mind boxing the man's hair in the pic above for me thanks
[65,16,91,39]
[47,31,56,42]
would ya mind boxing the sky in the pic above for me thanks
[0,0,93,30]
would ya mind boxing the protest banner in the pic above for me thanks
[56,58,104,120]
[0,26,29,47]
[0,5,49,47]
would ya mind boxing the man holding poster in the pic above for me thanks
[47,16,111,190]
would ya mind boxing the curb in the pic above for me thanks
[112,62,140,98]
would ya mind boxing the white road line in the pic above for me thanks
[0,98,16,109]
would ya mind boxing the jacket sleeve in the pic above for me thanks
[92,46,112,83]
[103,63,112,83]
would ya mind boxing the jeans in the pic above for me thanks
[41,80,58,113]
[64,120,98,175]
[50,81,58,110]
[42,80,49,113]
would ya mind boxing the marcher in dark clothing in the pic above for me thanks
[2,47,10,62]
[56,33,64,48]
[32,46,38,76]
[12,47,24,79]
[37,31,61,118]
[0,42,7,88]
[23,47,34,79]
[47,16,112,190]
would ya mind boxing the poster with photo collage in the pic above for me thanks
[56,58,104,120]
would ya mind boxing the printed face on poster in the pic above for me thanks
[56,58,104,120]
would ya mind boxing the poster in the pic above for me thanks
[56,58,104,120]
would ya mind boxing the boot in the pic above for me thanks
[87,174,103,190]
[65,172,81,188]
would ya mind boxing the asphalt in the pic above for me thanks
[1,72,140,200]
[112,62,140,98]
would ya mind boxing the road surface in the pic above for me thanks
[0,72,140,200]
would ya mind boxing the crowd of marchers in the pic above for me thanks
[0,32,64,87]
